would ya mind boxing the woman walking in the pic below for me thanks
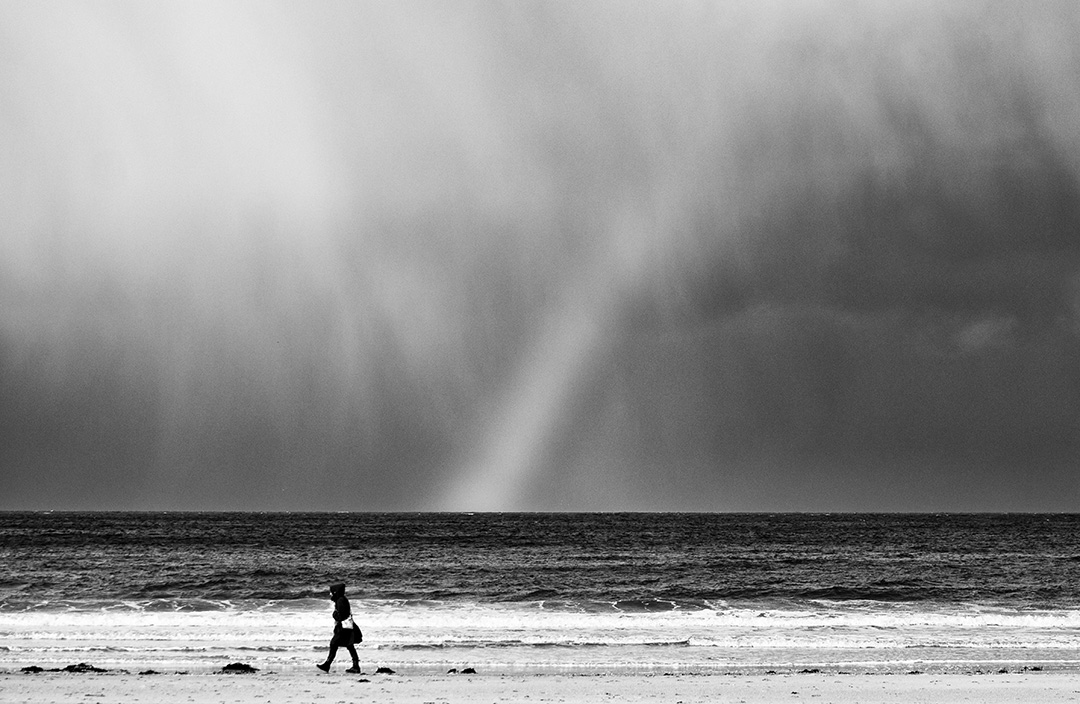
[316,582,362,673]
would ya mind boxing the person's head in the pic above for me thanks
[329,583,346,600]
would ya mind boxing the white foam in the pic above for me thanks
[3,600,1079,673]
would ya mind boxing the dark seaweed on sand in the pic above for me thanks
[21,662,109,674]
[221,662,259,673]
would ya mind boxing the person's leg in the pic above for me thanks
[334,628,359,672]
[317,635,339,671]
[345,640,360,672]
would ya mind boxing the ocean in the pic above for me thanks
[2,512,1079,675]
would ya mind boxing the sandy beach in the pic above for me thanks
[5,670,1080,704]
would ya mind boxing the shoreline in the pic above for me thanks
[4,669,1080,704]
[5,655,1075,679]
[3,660,1068,677]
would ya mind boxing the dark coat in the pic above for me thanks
[332,594,353,629]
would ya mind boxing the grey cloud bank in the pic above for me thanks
[1,1,1078,511]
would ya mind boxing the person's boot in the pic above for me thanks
[346,663,362,674]
[316,662,331,672]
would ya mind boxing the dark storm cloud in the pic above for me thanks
[1,1,1078,511]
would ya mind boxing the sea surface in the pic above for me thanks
[2,512,1080,675]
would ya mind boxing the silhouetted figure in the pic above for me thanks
[316,582,362,673]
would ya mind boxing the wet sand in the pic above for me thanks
[5,670,1080,703]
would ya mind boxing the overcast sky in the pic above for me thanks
[2,1,1079,512]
